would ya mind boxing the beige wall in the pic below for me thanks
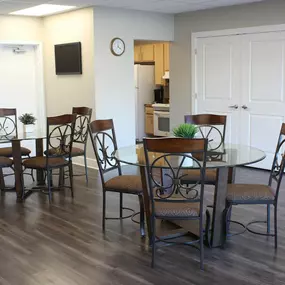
[43,8,95,117]
[171,0,285,128]
[43,8,95,160]
[0,15,43,42]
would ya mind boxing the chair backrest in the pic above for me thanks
[0,108,18,138]
[185,114,227,150]
[72,107,92,145]
[143,137,208,217]
[88,119,121,185]
[269,123,285,201]
[46,114,76,163]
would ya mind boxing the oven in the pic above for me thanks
[153,110,170,137]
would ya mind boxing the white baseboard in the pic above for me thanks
[72,156,98,169]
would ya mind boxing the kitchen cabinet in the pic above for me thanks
[163,43,170,72]
[145,106,154,135]
[154,43,164,85]
[134,45,141,62]
[140,44,155,62]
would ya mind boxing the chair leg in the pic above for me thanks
[151,216,156,268]
[68,164,74,198]
[47,169,52,203]
[138,194,145,238]
[267,204,271,234]
[199,215,204,270]
[274,205,278,249]
[119,192,123,218]
[30,169,35,182]
[222,204,231,247]
[84,153,88,184]
[102,190,106,232]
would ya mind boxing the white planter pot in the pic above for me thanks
[23,124,34,133]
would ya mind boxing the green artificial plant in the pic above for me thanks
[18,113,36,125]
[173,123,198,139]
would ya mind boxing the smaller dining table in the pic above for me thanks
[0,130,53,201]
[115,143,266,248]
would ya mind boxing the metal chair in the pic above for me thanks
[0,108,34,186]
[0,157,14,191]
[22,114,76,202]
[88,119,145,237]
[143,137,210,269]
[183,114,228,185]
[71,107,92,183]
[223,123,285,248]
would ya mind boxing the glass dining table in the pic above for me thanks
[115,143,266,248]
[0,130,51,201]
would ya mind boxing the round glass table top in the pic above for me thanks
[114,143,266,169]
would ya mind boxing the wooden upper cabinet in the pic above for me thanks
[140,44,155,62]
[154,43,164,85]
[163,43,170,72]
[134,45,141,62]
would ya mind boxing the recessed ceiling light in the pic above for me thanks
[10,4,76,17]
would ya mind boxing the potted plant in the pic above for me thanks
[19,113,36,133]
[173,123,198,138]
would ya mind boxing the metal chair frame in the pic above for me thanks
[89,119,145,237]
[143,137,210,269]
[223,123,285,248]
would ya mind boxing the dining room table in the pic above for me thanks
[114,143,266,248]
[0,129,55,202]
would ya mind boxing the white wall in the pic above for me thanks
[171,0,285,129]
[93,7,174,147]
[43,8,95,159]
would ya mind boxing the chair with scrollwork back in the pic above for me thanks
[0,108,31,158]
[22,114,76,202]
[88,119,145,237]
[183,114,228,185]
[223,123,285,248]
[143,137,210,269]
[71,107,92,183]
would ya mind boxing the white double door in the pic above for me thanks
[195,31,285,169]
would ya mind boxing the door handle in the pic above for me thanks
[242,105,248,110]
[229,104,238,109]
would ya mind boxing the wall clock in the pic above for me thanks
[110,37,125,56]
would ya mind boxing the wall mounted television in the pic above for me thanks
[54,42,82,75]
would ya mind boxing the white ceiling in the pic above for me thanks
[0,0,265,15]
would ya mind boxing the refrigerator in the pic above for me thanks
[134,64,155,142]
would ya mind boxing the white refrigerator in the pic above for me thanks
[134,64,155,142]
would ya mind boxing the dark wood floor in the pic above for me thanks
[0,166,285,285]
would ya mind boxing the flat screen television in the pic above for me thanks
[54,42,82,75]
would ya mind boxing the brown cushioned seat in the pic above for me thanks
[0,147,31,157]
[104,175,143,193]
[23,157,69,169]
[44,147,84,157]
[182,169,217,183]
[154,201,201,218]
[227,184,275,203]
[0,156,13,167]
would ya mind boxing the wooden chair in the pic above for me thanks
[22,114,76,202]
[143,137,210,269]
[71,107,92,183]
[183,114,227,185]
[88,119,145,237]
[223,123,285,248]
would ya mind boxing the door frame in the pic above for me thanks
[191,23,285,115]
[0,40,46,129]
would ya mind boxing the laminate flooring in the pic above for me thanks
[0,166,284,285]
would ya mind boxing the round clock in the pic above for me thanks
[110,37,125,56]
